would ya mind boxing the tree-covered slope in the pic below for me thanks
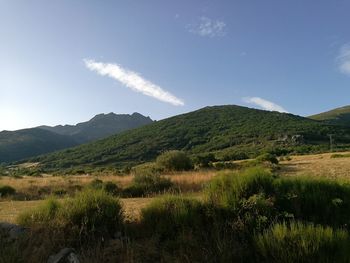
[33,105,350,169]
[0,128,79,163]
[39,112,153,143]
[309,105,350,127]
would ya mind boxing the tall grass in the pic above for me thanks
[255,222,350,263]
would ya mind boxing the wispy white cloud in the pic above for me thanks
[188,16,226,37]
[243,97,288,113]
[84,59,184,106]
[338,43,350,75]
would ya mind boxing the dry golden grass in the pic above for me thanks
[279,151,350,179]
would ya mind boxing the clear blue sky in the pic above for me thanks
[1,0,350,131]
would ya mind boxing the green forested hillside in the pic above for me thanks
[0,128,78,163]
[309,105,350,126]
[33,105,350,169]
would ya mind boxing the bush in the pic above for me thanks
[193,153,216,168]
[331,153,350,159]
[255,222,350,263]
[17,198,60,226]
[141,196,205,239]
[156,150,193,171]
[0,185,16,197]
[123,174,173,197]
[18,189,123,239]
[273,176,350,228]
[206,167,275,211]
[88,178,104,189]
[256,153,279,164]
[103,181,120,196]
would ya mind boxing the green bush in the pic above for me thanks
[123,174,173,197]
[103,181,120,196]
[17,198,61,226]
[273,176,350,228]
[206,167,275,211]
[0,185,16,197]
[256,153,279,164]
[18,189,123,239]
[193,153,216,168]
[141,196,205,239]
[255,222,350,263]
[62,189,123,237]
[88,178,104,189]
[156,150,193,171]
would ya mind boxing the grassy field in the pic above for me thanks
[1,151,350,224]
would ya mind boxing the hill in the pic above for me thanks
[0,128,78,163]
[0,112,153,163]
[39,112,153,143]
[309,105,350,126]
[32,105,350,170]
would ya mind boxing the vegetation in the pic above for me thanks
[30,105,350,171]
[0,113,152,164]
[331,153,350,158]
[0,185,16,197]
[309,105,350,127]
[18,189,123,239]
[255,222,350,263]
[156,150,193,171]
[123,174,173,197]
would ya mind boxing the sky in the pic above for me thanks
[1,0,350,131]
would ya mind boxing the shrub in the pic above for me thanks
[17,198,61,226]
[123,174,173,197]
[206,167,275,211]
[18,189,123,239]
[255,222,350,263]
[256,153,279,164]
[103,181,120,196]
[62,189,123,237]
[141,196,205,239]
[88,179,104,189]
[156,150,193,171]
[193,153,216,168]
[0,185,16,197]
[273,176,350,228]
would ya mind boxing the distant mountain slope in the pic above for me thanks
[39,112,153,142]
[309,106,350,126]
[33,105,350,170]
[0,128,78,163]
[0,112,153,163]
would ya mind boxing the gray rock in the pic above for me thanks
[0,222,27,240]
[47,248,80,263]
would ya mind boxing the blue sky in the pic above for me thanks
[1,0,350,131]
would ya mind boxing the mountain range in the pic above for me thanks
[0,113,153,163]
[31,105,350,170]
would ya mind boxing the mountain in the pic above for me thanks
[0,128,78,163]
[0,112,153,163]
[309,105,350,127]
[33,105,350,170]
[38,112,153,143]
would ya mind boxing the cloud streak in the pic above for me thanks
[188,16,226,37]
[338,43,350,76]
[84,59,184,106]
[243,97,288,113]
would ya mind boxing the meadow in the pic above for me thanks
[2,151,350,262]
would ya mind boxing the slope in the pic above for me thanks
[309,105,350,127]
[0,128,79,163]
[33,105,350,170]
